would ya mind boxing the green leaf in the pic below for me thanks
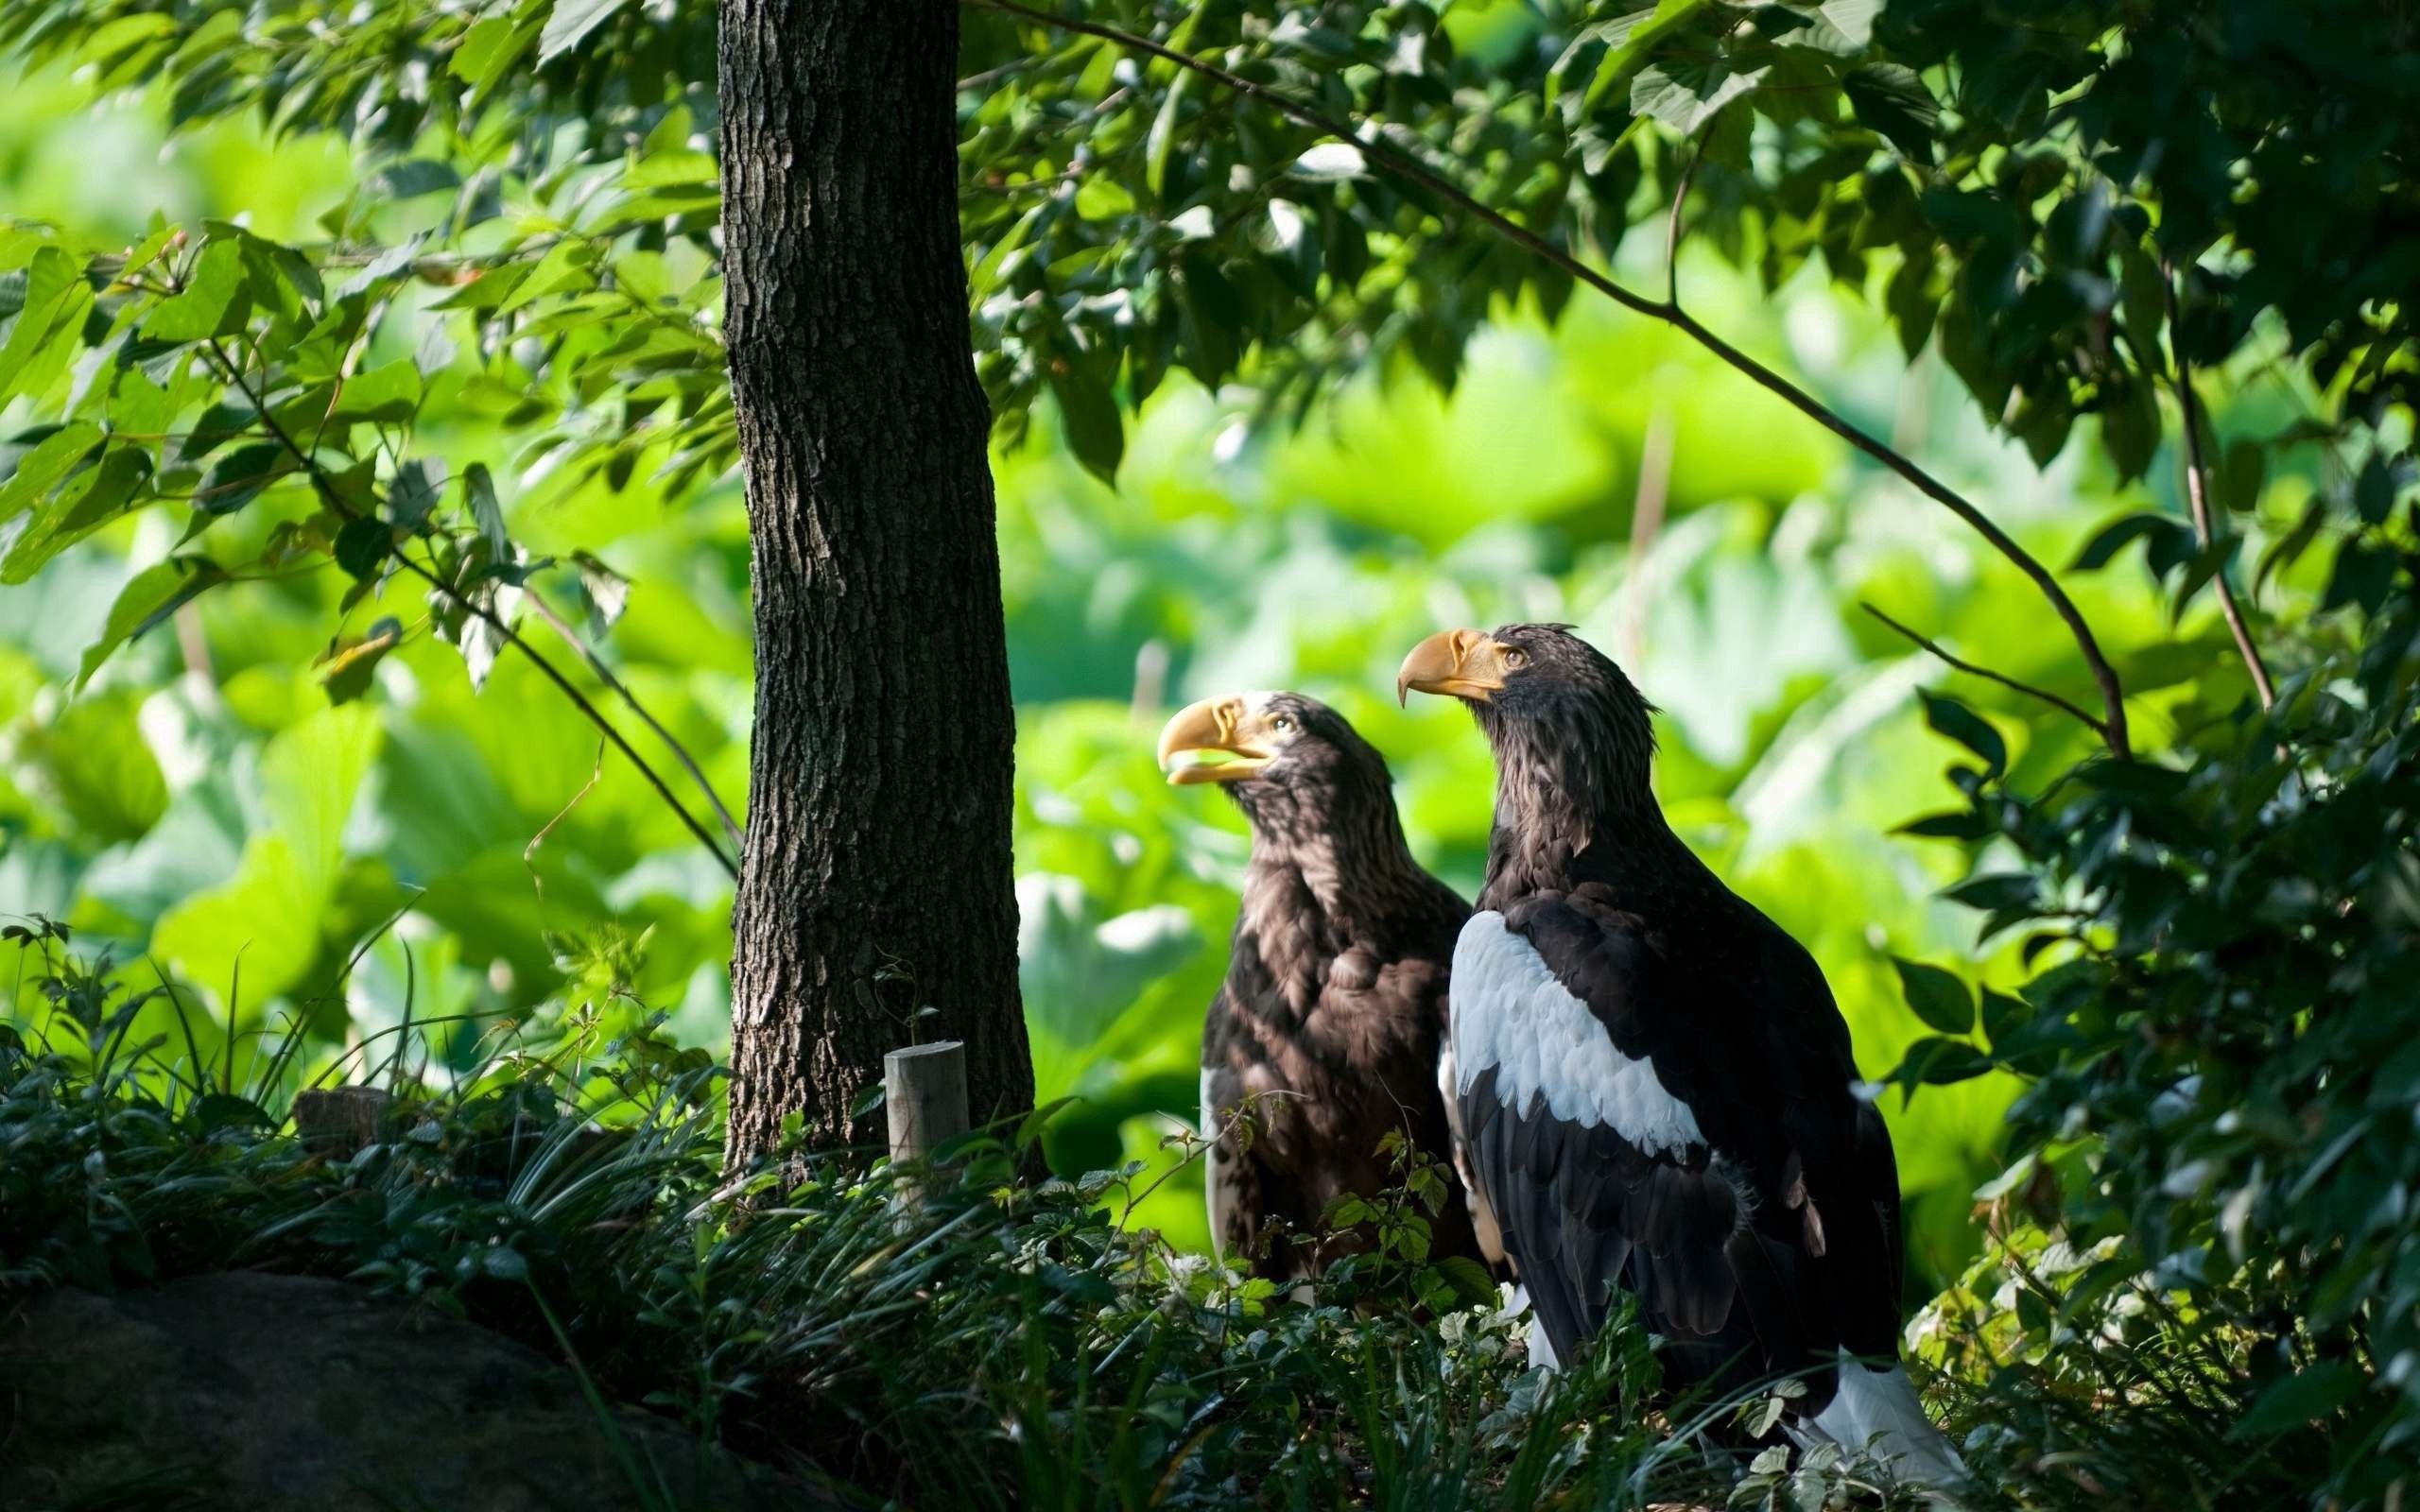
[495,238,596,317]
[0,421,106,524]
[1048,365,1124,486]
[370,160,459,200]
[1014,1095,1080,1149]
[1979,988,2027,1047]
[198,441,292,516]
[0,247,97,409]
[3,447,153,583]
[571,549,631,627]
[1917,689,2007,781]
[319,616,403,705]
[2323,541,2395,616]
[147,239,251,342]
[1884,252,1938,360]
[450,16,533,93]
[1144,67,1195,199]
[1075,177,1138,219]
[1632,55,1767,139]
[463,461,507,557]
[1944,872,2038,915]
[1893,956,1976,1035]
[624,150,717,190]
[389,457,448,529]
[76,556,228,690]
[2354,455,2395,525]
[2119,239,2166,354]
[1816,0,1883,47]
[2232,1362,2364,1440]
[2102,371,2161,485]
[1842,64,1938,159]
[1434,1254,1500,1310]
[14,689,166,843]
[1896,809,1991,841]
[330,361,423,425]
[1893,1036,1991,1095]
[334,517,391,578]
[154,704,382,1005]
[192,1091,274,1133]
[539,0,629,65]
[1584,0,1714,112]
[2217,438,2264,514]
[2070,511,2185,573]
[1921,188,2019,249]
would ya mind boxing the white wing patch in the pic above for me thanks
[1450,910,1703,1159]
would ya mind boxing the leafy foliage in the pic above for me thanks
[0,936,1729,1508]
[4,0,2418,1503]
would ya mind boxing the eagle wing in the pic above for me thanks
[1451,894,1841,1381]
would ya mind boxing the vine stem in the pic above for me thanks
[195,334,740,878]
[2163,258,2276,711]
[522,589,745,850]
[977,0,2132,758]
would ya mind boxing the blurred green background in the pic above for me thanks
[0,58,2267,1291]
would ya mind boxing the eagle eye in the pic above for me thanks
[1270,714,1294,733]
[1501,647,1530,670]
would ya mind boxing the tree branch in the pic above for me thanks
[979,0,2133,758]
[2163,258,2276,711]
[1860,601,2111,742]
[197,336,741,879]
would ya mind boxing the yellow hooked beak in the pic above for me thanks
[1157,695,1277,785]
[1396,627,1513,705]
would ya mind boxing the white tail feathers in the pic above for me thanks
[1793,1353,1968,1497]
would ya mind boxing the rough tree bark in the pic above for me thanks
[718,1,1034,1164]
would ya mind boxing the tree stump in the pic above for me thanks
[289,1087,393,1157]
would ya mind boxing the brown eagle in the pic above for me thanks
[1157,690,1495,1283]
[1398,625,1963,1488]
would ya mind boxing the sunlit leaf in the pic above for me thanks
[75,555,227,690]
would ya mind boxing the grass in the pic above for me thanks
[0,928,2364,1509]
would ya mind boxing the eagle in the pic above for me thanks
[1157,690,1495,1283]
[1396,625,1963,1486]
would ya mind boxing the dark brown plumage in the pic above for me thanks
[1159,691,1489,1282]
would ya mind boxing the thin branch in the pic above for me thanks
[2163,257,2276,711]
[1666,136,1703,311]
[1861,601,2111,741]
[195,335,740,878]
[979,0,2132,758]
[522,587,744,850]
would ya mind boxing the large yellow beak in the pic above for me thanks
[1157,695,1276,784]
[1397,628,1509,705]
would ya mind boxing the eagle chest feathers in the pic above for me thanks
[1201,873,1468,1279]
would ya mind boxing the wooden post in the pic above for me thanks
[290,1087,393,1158]
[884,1040,969,1167]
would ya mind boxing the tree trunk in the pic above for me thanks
[717,0,1033,1164]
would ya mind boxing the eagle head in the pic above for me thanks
[1155,690,1393,835]
[1396,624,1657,820]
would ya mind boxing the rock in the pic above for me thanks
[0,1271,825,1511]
